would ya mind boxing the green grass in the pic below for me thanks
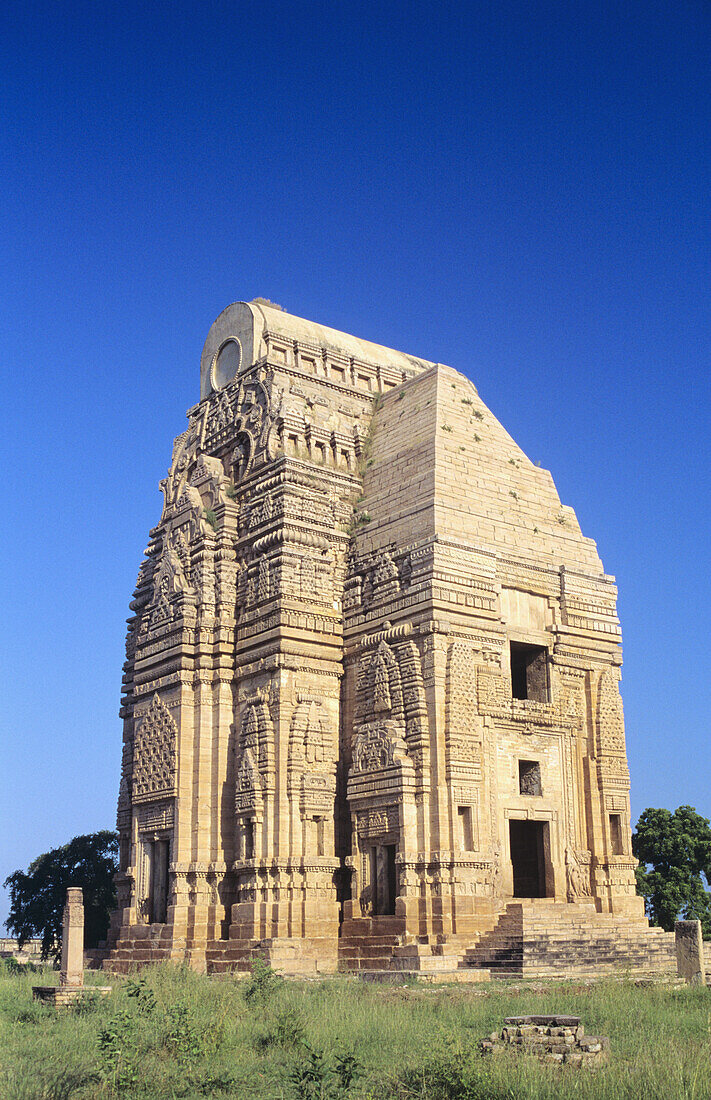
[1,960,710,1098]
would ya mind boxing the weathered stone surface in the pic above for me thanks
[33,888,111,1006]
[104,301,665,976]
[60,887,84,987]
[482,1016,609,1067]
[675,920,706,985]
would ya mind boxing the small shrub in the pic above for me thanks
[203,507,218,529]
[2,956,40,975]
[461,397,473,406]
[257,1005,307,1051]
[509,491,518,500]
[287,1046,330,1099]
[69,989,101,1017]
[442,424,453,432]
[287,1045,363,1099]
[392,1046,513,1100]
[125,975,157,1015]
[333,1051,362,1091]
[98,1008,139,1092]
[473,433,481,442]
[244,957,284,1004]
[473,410,484,420]
[226,483,238,500]
[165,1002,205,1065]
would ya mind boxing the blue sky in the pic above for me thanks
[1,1,709,923]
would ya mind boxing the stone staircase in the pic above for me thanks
[337,917,490,982]
[205,936,338,975]
[105,903,686,982]
[103,924,180,973]
[337,916,405,973]
[462,901,678,979]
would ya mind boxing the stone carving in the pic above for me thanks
[351,720,410,772]
[566,849,592,899]
[235,748,261,813]
[596,669,626,756]
[373,651,392,713]
[353,723,395,771]
[258,557,271,602]
[132,694,177,804]
[111,300,648,976]
[237,698,275,780]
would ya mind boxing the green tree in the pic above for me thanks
[3,830,118,960]
[632,806,711,938]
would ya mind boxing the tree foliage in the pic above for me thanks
[632,805,711,938]
[3,830,118,960]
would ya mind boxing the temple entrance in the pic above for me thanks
[147,838,170,923]
[509,820,547,898]
[368,844,398,915]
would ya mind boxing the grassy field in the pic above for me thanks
[1,959,710,1099]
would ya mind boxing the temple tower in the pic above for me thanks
[108,300,647,975]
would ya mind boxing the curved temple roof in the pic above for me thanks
[200,299,435,398]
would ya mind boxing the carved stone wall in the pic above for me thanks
[110,300,645,970]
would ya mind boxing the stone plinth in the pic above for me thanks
[675,920,706,985]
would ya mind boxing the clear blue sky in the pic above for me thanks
[1,1,709,924]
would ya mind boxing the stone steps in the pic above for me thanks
[103,923,180,973]
[462,902,677,978]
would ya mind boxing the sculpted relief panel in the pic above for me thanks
[132,694,178,804]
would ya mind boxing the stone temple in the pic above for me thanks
[106,301,677,978]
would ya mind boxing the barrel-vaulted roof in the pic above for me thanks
[200,300,434,398]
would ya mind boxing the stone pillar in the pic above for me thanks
[60,887,84,988]
[675,920,706,985]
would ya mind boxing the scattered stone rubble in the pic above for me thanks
[480,1014,609,1066]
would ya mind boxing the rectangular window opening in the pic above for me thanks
[457,806,474,850]
[519,759,542,796]
[510,642,549,701]
[609,813,624,855]
[244,819,255,860]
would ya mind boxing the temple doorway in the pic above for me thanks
[147,838,170,923]
[368,844,397,915]
[509,820,547,898]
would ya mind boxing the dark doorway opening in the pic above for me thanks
[369,843,398,915]
[510,643,549,701]
[148,839,170,923]
[509,820,546,898]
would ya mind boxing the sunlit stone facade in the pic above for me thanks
[107,301,660,976]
